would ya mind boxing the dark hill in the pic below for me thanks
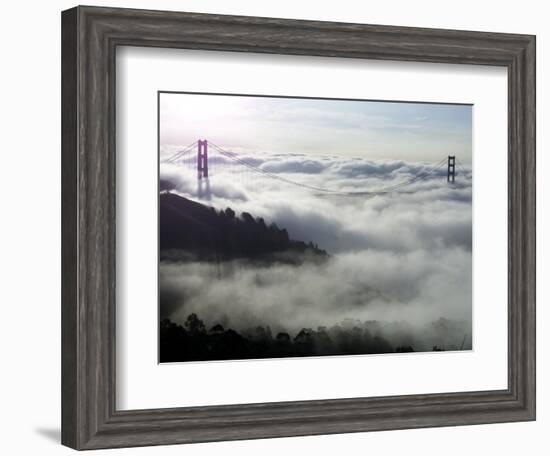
[160,192,328,263]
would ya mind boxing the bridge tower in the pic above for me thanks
[197,139,209,179]
[447,155,456,183]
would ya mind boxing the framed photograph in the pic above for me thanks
[157,91,474,363]
[61,6,536,450]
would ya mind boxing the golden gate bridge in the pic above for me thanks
[161,139,470,196]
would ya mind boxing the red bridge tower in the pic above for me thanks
[197,139,209,179]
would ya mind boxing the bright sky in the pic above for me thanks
[159,92,472,164]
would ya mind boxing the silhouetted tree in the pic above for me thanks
[160,315,408,363]
[294,328,315,355]
[209,323,224,333]
[276,332,290,342]
[313,327,333,354]
[184,313,206,335]
[241,212,254,224]
[372,335,393,353]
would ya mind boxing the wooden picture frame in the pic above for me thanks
[61,5,536,450]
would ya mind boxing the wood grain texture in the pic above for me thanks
[61,7,78,449]
[61,5,536,450]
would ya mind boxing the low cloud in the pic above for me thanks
[160,248,471,349]
[159,148,472,349]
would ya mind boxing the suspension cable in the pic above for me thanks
[208,142,449,195]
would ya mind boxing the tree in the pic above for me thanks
[184,313,206,335]
[294,328,315,354]
[241,212,254,224]
[276,332,290,342]
[209,323,225,333]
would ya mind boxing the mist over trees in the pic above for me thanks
[158,182,472,362]
[161,313,394,362]
[160,313,470,362]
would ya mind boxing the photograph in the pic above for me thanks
[158,92,473,363]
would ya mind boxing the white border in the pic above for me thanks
[116,47,508,410]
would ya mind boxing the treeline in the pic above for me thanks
[160,314,422,363]
[160,192,328,263]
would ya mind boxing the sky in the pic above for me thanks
[159,92,472,165]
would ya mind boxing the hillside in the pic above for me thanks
[160,192,328,263]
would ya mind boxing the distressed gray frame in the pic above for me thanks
[61,5,536,450]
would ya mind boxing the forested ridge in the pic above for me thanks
[160,192,327,263]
